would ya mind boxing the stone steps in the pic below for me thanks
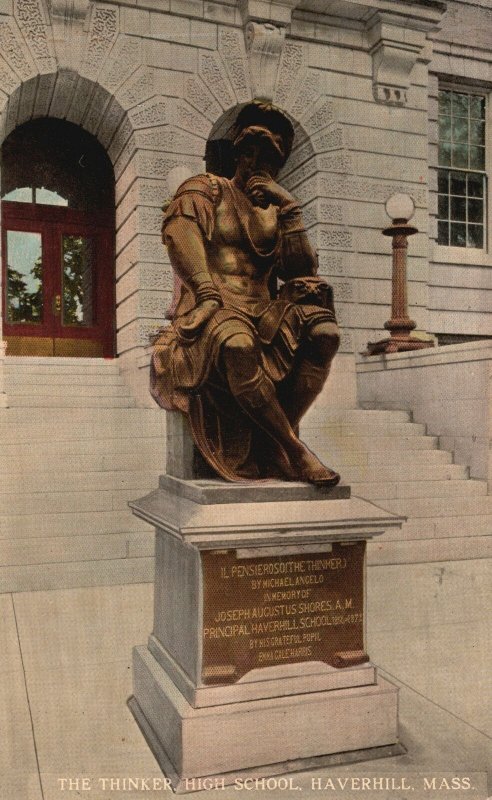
[303,408,412,424]
[6,372,125,386]
[0,485,156,516]
[0,470,159,495]
[1,356,489,588]
[6,394,137,408]
[0,420,164,442]
[374,495,492,518]
[338,464,467,483]
[7,382,133,396]
[1,405,162,421]
[351,478,487,501]
[0,357,162,590]
[0,510,151,539]
[4,355,121,372]
[0,450,164,475]
[303,422,427,437]
[300,407,490,568]
[0,531,151,567]
[307,434,439,452]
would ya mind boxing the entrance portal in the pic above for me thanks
[1,119,115,357]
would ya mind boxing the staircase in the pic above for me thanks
[1,358,490,593]
[0,357,165,593]
[301,408,492,566]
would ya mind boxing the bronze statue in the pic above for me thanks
[151,103,341,485]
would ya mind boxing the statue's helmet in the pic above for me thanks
[232,102,295,169]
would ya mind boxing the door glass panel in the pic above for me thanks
[35,187,68,206]
[62,235,94,326]
[3,187,34,202]
[6,230,43,323]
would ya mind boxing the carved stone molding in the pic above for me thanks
[48,0,90,70]
[239,0,299,28]
[49,0,89,20]
[245,21,285,102]
[82,4,118,80]
[14,0,57,74]
[367,11,438,107]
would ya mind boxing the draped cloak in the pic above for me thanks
[150,174,337,481]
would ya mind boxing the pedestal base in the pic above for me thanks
[129,646,403,793]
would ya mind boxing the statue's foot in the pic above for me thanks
[267,441,298,480]
[295,446,340,487]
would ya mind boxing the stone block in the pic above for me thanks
[198,50,235,109]
[146,39,197,72]
[122,6,150,35]
[203,1,235,25]
[131,648,400,788]
[150,12,190,43]
[171,0,204,17]
[117,66,155,110]
[190,19,216,49]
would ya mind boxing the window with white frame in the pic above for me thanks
[437,88,487,249]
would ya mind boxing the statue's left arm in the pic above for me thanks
[277,203,318,281]
[245,173,317,280]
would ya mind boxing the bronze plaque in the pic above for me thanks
[201,542,366,685]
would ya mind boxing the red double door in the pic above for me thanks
[2,201,115,357]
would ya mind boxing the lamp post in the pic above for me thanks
[366,193,434,355]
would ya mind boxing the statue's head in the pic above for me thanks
[232,102,295,173]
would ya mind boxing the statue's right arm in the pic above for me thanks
[164,217,219,307]
[162,175,222,312]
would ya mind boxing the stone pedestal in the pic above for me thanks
[129,476,405,793]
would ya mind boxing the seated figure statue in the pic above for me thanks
[150,102,341,485]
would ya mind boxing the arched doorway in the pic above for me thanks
[1,119,115,357]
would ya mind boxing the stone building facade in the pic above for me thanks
[1,0,490,383]
[0,0,491,590]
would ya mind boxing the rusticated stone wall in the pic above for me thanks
[3,0,487,402]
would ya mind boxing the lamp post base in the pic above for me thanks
[365,335,434,355]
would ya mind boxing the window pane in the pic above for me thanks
[437,221,449,245]
[35,187,68,206]
[452,116,468,143]
[438,194,449,219]
[450,172,466,195]
[452,144,468,168]
[467,225,484,248]
[6,231,43,323]
[450,223,467,247]
[467,173,484,198]
[450,196,466,221]
[62,236,94,327]
[3,187,33,202]
[437,89,486,251]
[439,141,451,166]
[470,95,485,119]
[439,115,451,141]
[469,146,485,170]
[468,199,483,223]
[439,91,451,114]
[470,120,485,146]
[452,92,469,117]
[438,169,449,193]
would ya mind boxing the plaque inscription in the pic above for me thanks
[201,542,366,684]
